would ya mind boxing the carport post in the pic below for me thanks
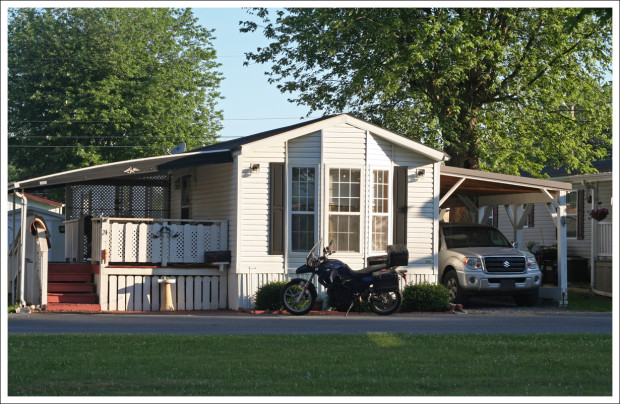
[557,190,568,307]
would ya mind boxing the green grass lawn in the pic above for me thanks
[566,289,613,312]
[8,333,612,396]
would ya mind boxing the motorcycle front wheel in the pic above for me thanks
[368,290,402,315]
[281,278,316,315]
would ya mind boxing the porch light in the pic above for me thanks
[250,163,260,174]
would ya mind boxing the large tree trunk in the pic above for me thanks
[444,141,479,223]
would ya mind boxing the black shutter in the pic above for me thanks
[393,166,408,245]
[269,163,285,255]
[528,205,535,228]
[577,190,585,240]
[492,206,499,228]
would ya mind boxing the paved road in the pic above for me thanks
[8,310,612,335]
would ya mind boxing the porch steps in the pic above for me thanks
[47,263,99,306]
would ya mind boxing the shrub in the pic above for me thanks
[253,280,288,310]
[401,282,451,312]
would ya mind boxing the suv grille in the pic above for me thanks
[484,256,526,273]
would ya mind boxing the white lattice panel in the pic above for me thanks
[599,222,612,256]
[106,220,227,264]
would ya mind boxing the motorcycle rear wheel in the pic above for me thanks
[281,278,316,315]
[368,290,402,315]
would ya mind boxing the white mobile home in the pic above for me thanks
[8,114,447,311]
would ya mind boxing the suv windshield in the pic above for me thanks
[443,226,512,249]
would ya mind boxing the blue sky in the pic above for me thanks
[193,7,325,141]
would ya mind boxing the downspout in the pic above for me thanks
[16,190,28,307]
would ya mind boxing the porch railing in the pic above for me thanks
[598,220,612,257]
[91,217,228,267]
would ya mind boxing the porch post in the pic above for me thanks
[590,182,598,290]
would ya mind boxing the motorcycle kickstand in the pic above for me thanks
[344,302,355,317]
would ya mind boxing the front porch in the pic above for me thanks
[69,217,231,311]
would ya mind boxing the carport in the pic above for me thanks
[439,166,573,306]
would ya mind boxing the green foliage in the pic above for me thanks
[401,282,451,312]
[242,8,612,175]
[253,280,287,310]
[8,8,223,179]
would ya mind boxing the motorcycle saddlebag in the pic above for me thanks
[372,269,399,293]
[386,244,409,267]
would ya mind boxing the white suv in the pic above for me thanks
[438,223,541,306]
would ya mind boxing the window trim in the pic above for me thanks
[288,165,319,254]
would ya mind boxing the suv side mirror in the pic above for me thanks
[512,242,519,249]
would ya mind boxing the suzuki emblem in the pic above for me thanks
[503,261,510,268]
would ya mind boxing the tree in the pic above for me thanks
[8,8,223,179]
[241,8,612,176]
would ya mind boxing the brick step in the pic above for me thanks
[48,273,92,283]
[48,283,95,293]
[46,303,101,312]
[47,293,98,304]
[48,263,98,274]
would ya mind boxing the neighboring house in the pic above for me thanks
[496,160,613,296]
[8,114,574,311]
[7,193,65,263]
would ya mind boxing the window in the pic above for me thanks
[181,175,191,219]
[328,168,361,252]
[566,191,577,238]
[371,169,390,252]
[291,167,316,252]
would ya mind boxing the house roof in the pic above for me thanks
[192,115,338,153]
[520,159,613,181]
[8,149,232,191]
[8,113,448,191]
[520,159,613,179]
[192,113,449,162]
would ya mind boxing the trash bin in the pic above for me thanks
[567,256,589,284]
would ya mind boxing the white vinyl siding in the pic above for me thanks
[392,145,436,275]
[238,143,286,273]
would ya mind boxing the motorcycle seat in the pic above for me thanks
[346,263,388,278]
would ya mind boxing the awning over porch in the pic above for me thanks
[8,149,232,191]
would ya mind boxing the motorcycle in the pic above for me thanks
[281,239,409,316]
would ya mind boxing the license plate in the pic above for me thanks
[500,279,516,291]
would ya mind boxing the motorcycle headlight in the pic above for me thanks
[462,257,482,270]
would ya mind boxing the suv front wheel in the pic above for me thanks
[444,270,468,305]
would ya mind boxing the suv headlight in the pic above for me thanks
[526,256,539,271]
[462,257,482,270]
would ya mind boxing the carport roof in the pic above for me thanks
[440,166,572,202]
